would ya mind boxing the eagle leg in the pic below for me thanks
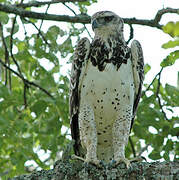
[111,157,131,168]
[78,104,100,166]
[112,106,132,168]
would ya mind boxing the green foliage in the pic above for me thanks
[162,40,179,49]
[161,21,179,67]
[162,21,179,37]
[160,50,179,67]
[144,63,151,75]
[0,1,178,178]
[128,20,179,162]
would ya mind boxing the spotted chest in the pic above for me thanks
[89,38,131,71]
[79,59,135,161]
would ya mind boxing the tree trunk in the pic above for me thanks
[10,160,179,180]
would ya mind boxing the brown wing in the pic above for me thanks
[69,37,90,156]
[130,40,144,130]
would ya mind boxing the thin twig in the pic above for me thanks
[63,3,92,39]
[63,3,77,15]
[23,83,28,108]
[156,67,169,121]
[0,58,54,99]
[37,4,50,38]
[126,24,134,45]
[0,22,10,87]
[83,24,92,40]
[10,16,23,76]
[129,136,136,158]
[154,8,179,24]
[15,0,87,8]
[22,17,50,46]
[142,67,163,97]
[138,144,150,156]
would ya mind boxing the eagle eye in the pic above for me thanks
[104,16,114,22]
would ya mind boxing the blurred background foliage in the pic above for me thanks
[0,0,178,178]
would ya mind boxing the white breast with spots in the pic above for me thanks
[79,59,135,161]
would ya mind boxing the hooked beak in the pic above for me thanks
[92,20,98,31]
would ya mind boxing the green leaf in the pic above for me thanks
[7,24,19,34]
[148,150,161,160]
[163,21,179,37]
[0,84,10,98]
[169,127,179,137]
[163,151,170,161]
[30,100,47,116]
[163,139,174,151]
[153,135,164,147]
[173,21,179,37]
[47,25,65,38]
[165,83,179,106]
[160,50,179,67]
[144,63,151,75]
[0,12,9,24]
[177,71,179,89]
[162,40,179,49]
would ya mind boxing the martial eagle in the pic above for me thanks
[69,11,144,167]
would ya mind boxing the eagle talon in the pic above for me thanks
[99,160,106,167]
[71,154,85,162]
[72,154,101,166]
[114,158,131,168]
[107,159,116,168]
[130,156,146,163]
[85,158,100,166]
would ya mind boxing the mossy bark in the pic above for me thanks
[10,160,179,180]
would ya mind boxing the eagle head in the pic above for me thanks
[91,11,124,39]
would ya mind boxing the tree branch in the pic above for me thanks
[156,68,169,121]
[0,58,54,99]
[126,24,134,44]
[129,136,136,157]
[22,17,50,46]
[63,3,93,39]
[16,0,88,8]
[154,8,179,24]
[138,144,150,156]
[0,3,90,23]
[0,22,11,88]
[10,16,23,76]
[142,67,164,97]
[0,4,178,29]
